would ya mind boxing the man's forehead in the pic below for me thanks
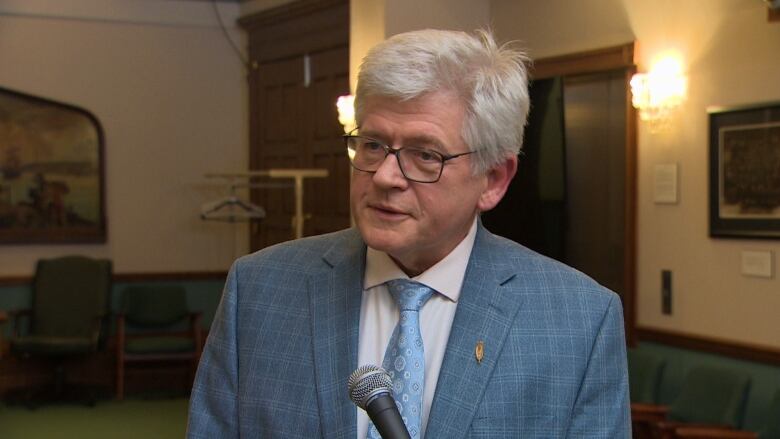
[359,90,460,109]
[358,92,465,141]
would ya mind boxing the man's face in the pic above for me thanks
[350,92,510,276]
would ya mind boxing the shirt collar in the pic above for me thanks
[363,217,478,303]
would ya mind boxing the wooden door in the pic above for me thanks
[241,0,350,251]
[482,44,638,344]
[562,71,628,297]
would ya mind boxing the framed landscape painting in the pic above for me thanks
[0,87,106,244]
[709,102,780,239]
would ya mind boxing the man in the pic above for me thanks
[188,29,630,438]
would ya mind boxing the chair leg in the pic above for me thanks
[116,360,124,400]
[11,359,98,409]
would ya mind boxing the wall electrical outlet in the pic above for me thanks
[661,270,672,315]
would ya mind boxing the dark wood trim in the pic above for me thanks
[239,0,345,28]
[0,271,227,287]
[532,43,635,80]
[624,66,639,347]
[770,6,779,22]
[636,326,780,366]
[0,276,30,287]
[113,271,227,282]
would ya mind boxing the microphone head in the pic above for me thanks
[348,364,393,409]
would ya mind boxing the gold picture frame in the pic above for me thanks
[0,87,106,244]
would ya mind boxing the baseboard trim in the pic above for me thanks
[0,276,30,287]
[636,326,780,366]
[112,271,227,282]
[0,271,227,287]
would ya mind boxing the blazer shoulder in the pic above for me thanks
[232,227,363,275]
[480,229,618,303]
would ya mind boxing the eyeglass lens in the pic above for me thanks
[346,136,443,182]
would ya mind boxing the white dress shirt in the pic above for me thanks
[356,218,478,439]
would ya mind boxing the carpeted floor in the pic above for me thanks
[0,398,189,439]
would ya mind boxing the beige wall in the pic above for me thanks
[492,0,780,348]
[5,0,776,348]
[349,0,490,90]
[0,1,248,275]
[383,0,490,37]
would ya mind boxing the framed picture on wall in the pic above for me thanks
[708,101,780,239]
[0,87,106,244]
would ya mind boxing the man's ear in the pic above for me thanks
[477,155,517,212]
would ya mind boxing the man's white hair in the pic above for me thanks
[355,28,531,174]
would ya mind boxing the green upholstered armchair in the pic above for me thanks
[629,349,667,439]
[115,285,202,400]
[675,389,780,439]
[8,255,112,406]
[629,349,666,404]
[631,366,751,439]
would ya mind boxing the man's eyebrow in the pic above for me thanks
[404,134,444,148]
[355,129,386,140]
[359,130,445,150]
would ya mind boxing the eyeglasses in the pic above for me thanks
[344,134,476,183]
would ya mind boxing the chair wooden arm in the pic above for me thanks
[653,421,736,439]
[652,420,692,439]
[116,314,126,354]
[631,403,669,422]
[631,403,670,439]
[675,426,757,439]
[115,310,201,400]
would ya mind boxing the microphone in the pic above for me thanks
[348,364,411,439]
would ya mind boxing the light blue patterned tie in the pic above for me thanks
[368,279,434,439]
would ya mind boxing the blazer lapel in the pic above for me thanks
[309,230,366,439]
[426,225,524,439]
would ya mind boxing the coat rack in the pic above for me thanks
[202,169,328,239]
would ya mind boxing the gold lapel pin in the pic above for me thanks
[475,340,484,364]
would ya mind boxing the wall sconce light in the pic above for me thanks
[336,94,356,134]
[630,55,687,131]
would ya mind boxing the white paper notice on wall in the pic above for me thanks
[741,250,774,278]
[654,164,678,204]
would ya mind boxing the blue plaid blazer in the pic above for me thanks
[187,224,630,438]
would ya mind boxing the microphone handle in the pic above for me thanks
[366,393,412,439]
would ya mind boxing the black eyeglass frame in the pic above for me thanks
[343,133,476,183]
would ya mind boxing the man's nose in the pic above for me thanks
[371,152,407,188]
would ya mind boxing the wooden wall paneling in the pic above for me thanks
[624,66,639,346]
[532,44,635,80]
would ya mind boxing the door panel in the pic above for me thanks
[243,1,350,251]
[563,71,627,296]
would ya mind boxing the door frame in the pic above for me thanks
[532,43,638,345]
